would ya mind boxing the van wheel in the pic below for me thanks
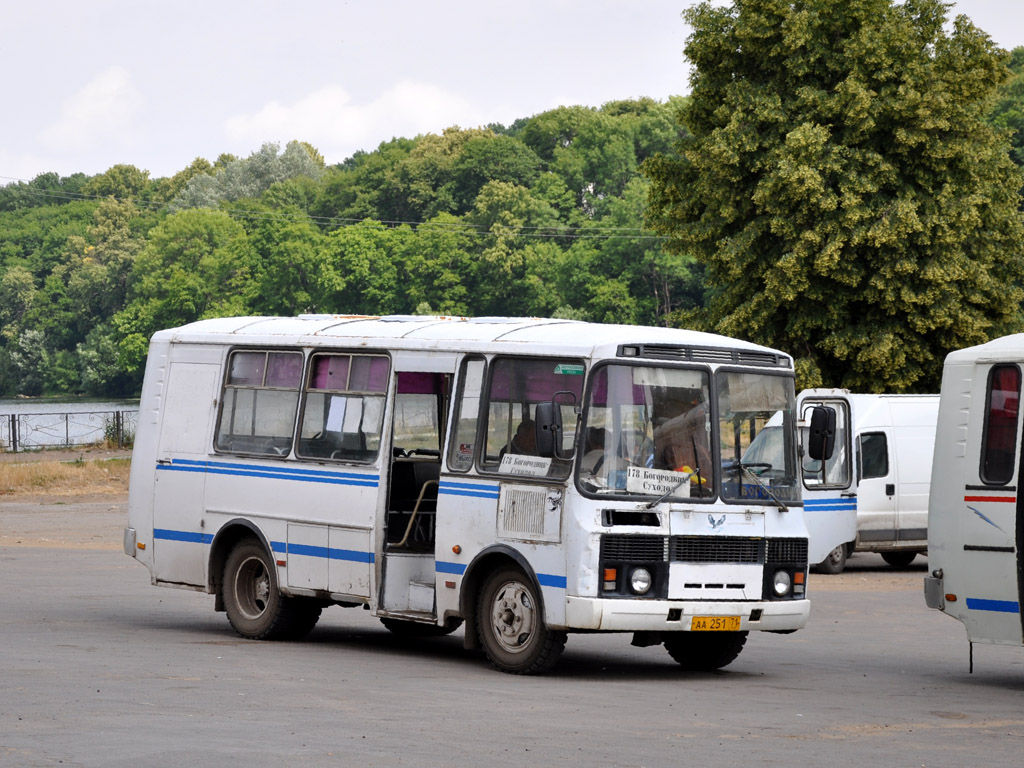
[815,544,848,574]
[477,566,566,675]
[664,631,748,671]
[222,540,321,640]
[881,551,917,568]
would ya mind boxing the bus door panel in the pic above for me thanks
[957,363,1024,644]
[153,361,220,586]
[381,366,452,616]
[855,430,897,546]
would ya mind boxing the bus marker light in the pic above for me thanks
[603,568,617,590]
[945,594,957,602]
[137,542,146,550]
[445,580,456,589]
[452,545,461,554]
[277,560,286,567]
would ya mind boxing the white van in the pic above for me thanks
[925,335,1024,657]
[801,390,939,572]
[746,390,939,573]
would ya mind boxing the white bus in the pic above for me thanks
[925,334,1024,663]
[124,314,813,674]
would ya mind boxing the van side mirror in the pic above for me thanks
[807,405,836,461]
[535,402,561,458]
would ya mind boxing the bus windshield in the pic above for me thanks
[579,364,797,503]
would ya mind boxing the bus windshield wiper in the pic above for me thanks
[739,465,788,513]
[644,470,695,509]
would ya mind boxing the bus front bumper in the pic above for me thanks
[564,596,810,633]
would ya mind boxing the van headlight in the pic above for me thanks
[630,568,652,595]
[772,570,792,597]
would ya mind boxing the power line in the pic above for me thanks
[0,173,670,243]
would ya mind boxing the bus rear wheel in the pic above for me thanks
[222,540,321,640]
[664,631,748,671]
[477,566,566,675]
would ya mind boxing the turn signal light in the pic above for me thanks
[603,568,617,591]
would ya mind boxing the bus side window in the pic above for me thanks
[296,353,389,463]
[215,350,302,456]
[449,358,485,472]
[981,364,1021,485]
[857,432,888,480]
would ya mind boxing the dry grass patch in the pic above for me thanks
[0,458,131,498]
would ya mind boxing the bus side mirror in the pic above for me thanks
[535,402,561,459]
[536,391,578,460]
[807,405,836,461]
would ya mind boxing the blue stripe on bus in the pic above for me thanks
[436,561,566,590]
[537,573,568,589]
[966,598,1021,614]
[438,480,500,499]
[286,542,375,564]
[154,528,214,544]
[436,560,467,575]
[153,531,375,564]
[156,458,379,487]
[804,498,857,511]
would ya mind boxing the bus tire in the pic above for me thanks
[380,617,462,637]
[815,544,848,574]
[881,551,917,568]
[664,631,748,671]
[477,566,566,675]
[222,540,321,640]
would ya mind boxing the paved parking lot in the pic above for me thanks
[2,500,1023,767]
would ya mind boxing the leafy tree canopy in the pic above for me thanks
[646,0,1024,391]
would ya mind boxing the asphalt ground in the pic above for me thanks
[2,498,1024,767]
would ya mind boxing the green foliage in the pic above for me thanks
[647,0,1024,391]
[171,141,326,211]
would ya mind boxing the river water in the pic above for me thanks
[0,398,140,451]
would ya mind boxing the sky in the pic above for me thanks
[2,0,1023,183]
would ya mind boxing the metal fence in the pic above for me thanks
[0,410,138,453]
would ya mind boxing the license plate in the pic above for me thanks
[690,615,741,632]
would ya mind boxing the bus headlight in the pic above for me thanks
[772,570,792,597]
[630,568,652,595]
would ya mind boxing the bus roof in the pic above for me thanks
[153,315,793,368]
[944,333,1024,365]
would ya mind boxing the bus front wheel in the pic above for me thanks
[477,566,566,675]
[222,540,321,640]
[664,631,748,671]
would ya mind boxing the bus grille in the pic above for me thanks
[618,344,791,369]
[601,535,668,562]
[671,536,760,563]
[601,534,807,566]
[766,538,808,563]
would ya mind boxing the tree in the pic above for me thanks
[171,141,325,211]
[113,209,252,375]
[646,0,1024,392]
[989,46,1024,169]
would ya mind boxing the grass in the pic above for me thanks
[0,458,131,498]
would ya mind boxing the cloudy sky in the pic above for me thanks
[2,0,1022,183]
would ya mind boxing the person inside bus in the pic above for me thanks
[580,427,610,474]
[507,420,537,456]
